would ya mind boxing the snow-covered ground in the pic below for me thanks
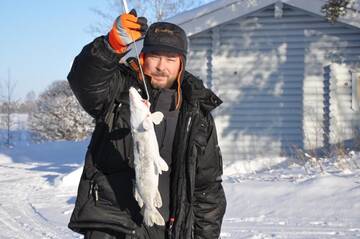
[0,140,360,238]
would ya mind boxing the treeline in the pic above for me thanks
[0,100,36,114]
[0,80,93,145]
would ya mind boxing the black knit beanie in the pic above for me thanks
[142,22,188,58]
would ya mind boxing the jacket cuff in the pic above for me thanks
[91,36,128,65]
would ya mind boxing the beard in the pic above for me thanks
[150,71,177,89]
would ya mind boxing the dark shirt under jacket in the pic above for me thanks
[152,88,179,222]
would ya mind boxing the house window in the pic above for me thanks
[352,71,360,111]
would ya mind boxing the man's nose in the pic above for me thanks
[155,57,166,71]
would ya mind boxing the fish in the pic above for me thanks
[128,87,169,226]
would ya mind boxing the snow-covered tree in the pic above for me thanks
[29,80,94,141]
[322,0,359,23]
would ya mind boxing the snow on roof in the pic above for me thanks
[167,0,360,36]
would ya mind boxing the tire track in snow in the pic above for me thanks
[0,204,27,238]
[0,161,67,238]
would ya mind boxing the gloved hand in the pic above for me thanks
[108,9,148,53]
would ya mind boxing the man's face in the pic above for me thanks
[143,51,181,89]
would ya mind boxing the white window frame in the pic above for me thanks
[352,71,360,111]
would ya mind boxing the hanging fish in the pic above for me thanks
[129,87,168,226]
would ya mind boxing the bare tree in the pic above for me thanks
[0,69,17,147]
[16,90,37,114]
[88,0,211,35]
[25,90,36,102]
[137,0,202,22]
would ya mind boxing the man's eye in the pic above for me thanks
[167,58,176,62]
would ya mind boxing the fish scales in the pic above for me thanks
[129,87,168,227]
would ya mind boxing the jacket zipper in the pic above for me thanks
[168,113,193,239]
[89,180,99,205]
[186,116,192,133]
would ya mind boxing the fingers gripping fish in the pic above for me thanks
[129,87,169,226]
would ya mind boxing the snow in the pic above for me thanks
[0,138,360,238]
[222,170,360,238]
[0,140,87,239]
[58,166,83,188]
[2,1,359,236]
[330,63,351,84]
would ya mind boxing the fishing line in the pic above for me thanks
[122,0,150,101]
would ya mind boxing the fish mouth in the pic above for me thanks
[129,89,139,102]
[129,92,135,101]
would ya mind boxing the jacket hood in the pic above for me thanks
[181,71,222,112]
[125,58,221,112]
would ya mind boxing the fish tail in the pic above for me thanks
[154,189,162,208]
[143,207,165,226]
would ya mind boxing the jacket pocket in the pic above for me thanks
[96,102,133,174]
[82,169,142,223]
[215,144,223,176]
[194,123,222,188]
[70,168,142,233]
[193,118,208,151]
[93,171,138,207]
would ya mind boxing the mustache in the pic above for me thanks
[152,71,168,77]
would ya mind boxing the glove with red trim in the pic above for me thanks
[108,9,148,53]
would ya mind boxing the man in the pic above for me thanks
[68,9,226,239]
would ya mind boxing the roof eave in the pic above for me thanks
[166,0,360,37]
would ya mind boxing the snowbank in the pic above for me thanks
[58,166,83,188]
[0,153,13,164]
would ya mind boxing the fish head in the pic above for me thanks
[129,87,151,130]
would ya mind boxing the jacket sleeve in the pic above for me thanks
[193,114,227,239]
[67,36,128,118]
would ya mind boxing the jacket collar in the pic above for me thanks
[181,71,222,112]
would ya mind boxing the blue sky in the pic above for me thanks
[0,1,114,100]
[0,1,213,100]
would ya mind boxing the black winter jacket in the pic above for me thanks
[67,36,226,239]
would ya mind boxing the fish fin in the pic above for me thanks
[142,116,153,130]
[154,157,168,175]
[154,189,162,208]
[134,186,144,208]
[150,111,164,125]
[158,157,169,172]
[143,207,165,226]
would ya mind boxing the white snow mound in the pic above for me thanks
[0,153,13,164]
[58,166,83,188]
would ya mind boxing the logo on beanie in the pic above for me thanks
[154,28,174,35]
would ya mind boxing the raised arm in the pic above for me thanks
[68,9,147,118]
[68,36,124,118]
